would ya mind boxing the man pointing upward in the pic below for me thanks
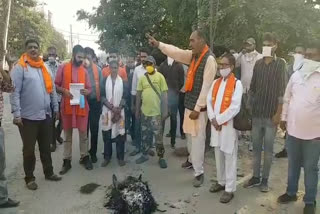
[147,31,217,187]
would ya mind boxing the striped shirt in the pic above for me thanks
[250,56,287,118]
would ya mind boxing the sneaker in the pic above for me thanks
[101,159,110,167]
[304,204,316,214]
[243,177,260,188]
[59,159,72,175]
[159,158,167,169]
[45,174,62,181]
[275,149,287,158]
[181,160,193,169]
[209,183,225,193]
[277,193,297,204]
[181,133,186,140]
[220,191,234,203]
[260,179,269,193]
[129,150,140,156]
[0,198,20,208]
[118,160,126,167]
[193,174,204,188]
[26,181,38,191]
[136,155,149,164]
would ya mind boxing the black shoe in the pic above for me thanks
[243,177,260,188]
[304,204,316,214]
[277,193,297,204]
[59,159,72,175]
[45,174,62,181]
[50,144,56,152]
[171,140,176,149]
[57,136,63,144]
[80,156,93,170]
[165,133,171,138]
[181,160,193,169]
[90,154,98,163]
[181,134,186,140]
[275,149,287,158]
[0,198,20,208]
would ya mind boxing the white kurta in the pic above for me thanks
[207,79,243,154]
[101,75,125,139]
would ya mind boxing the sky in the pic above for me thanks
[40,0,103,55]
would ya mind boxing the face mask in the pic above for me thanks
[48,56,55,63]
[146,65,155,74]
[299,59,320,80]
[293,54,304,71]
[220,68,231,77]
[167,57,174,66]
[262,46,273,57]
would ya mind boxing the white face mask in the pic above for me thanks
[293,53,304,71]
[262,46,273,57]
[167,57,174,66]
[299,59,320,80]
[220,68,231,77]
[48,56,56,63]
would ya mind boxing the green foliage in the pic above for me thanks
[79,0,319,57]
[0,0,67,60]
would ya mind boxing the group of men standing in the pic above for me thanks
[0,28,318,214]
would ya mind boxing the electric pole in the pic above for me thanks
[1,0,12,73]
[70,24,73,50]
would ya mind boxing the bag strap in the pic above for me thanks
[144,73,161,100]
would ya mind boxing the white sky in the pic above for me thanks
[40,0,103,54]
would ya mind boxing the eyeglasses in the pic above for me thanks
[218,63,231,67]
[27,45,39,50]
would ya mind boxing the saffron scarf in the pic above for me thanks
[185,45,209,92]
[211,73,236,125]
[18,53,53,94]
[63,62,86,116]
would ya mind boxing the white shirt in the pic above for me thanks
[236,50,263,92]
[207,78,243,154]
[131,64,146,96]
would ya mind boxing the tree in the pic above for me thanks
[0,0,67,60]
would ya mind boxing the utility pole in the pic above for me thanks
[1,0,12,73]
[70,24,73,50]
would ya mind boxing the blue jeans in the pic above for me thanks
[286,135,320,204]
[252,118,277,179]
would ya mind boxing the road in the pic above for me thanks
[1,94,319,214]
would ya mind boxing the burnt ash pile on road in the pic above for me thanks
[104,175,158,214]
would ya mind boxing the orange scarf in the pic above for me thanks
[63,62,86,116]
[211,73,236,125]
[185,45,209,92]
[18,53,53,94]
[92,64,101,101]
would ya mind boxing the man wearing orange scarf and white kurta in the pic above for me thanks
[147,31,217,187]
[10,39,62,191]
[55,45,93,175]
[207,54,243,203]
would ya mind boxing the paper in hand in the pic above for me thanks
[70,83,84,105]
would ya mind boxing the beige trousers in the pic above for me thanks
[63,129,89,160]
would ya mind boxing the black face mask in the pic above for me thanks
[74,60,83,67]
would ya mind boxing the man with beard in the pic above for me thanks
[83,47,102,164]
[45,46,63,152]
[147,30,217,187]
[10,39,61,190]
[55,45,93,174]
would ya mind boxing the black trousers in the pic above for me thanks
[102,130,125,161]
[178,92,185,135]
[18,116,54,183]
[87,99,102,156]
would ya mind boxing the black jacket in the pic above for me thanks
[159,60,184,93]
